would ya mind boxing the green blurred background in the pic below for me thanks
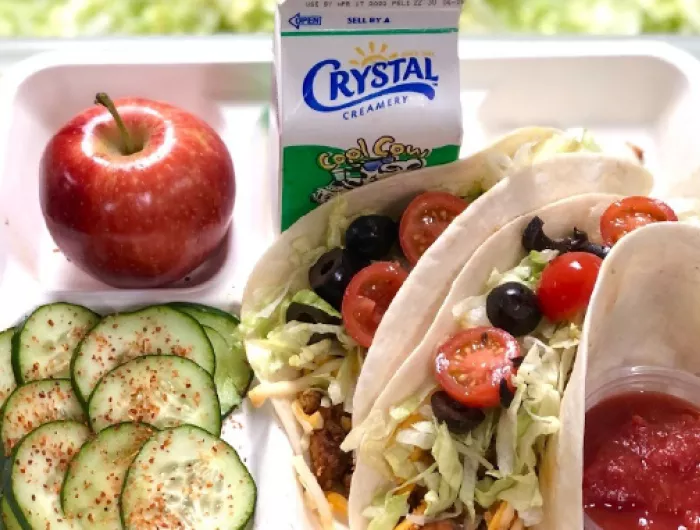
[0,0,697,36]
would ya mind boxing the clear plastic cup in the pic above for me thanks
[583,365,700,530]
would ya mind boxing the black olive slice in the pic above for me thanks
[307,332,336,345]
[511,356,525,369]
[522,216,556,252]
[286,302,342,325]
[309,248,364,310]
[431,391,486,434]
[499,379,515,408]
[345,215,397,260]
[486,282,542,337]
[577,240,610,259]
[522,217,610,259]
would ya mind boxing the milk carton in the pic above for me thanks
[273,1,463,230]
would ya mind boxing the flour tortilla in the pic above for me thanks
[348,193,639,530]
[565,222,700,529]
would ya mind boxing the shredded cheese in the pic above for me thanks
[395,483,416,496]
[291,400,325,433]
[388,412,424,445]
[325,492,348,518]
[488,502,516,530]
[408,447,425,462]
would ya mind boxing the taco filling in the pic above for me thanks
[344,195,677,530]
[243,189,479,498]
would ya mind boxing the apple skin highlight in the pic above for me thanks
[39,96,235,289]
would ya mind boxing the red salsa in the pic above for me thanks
[584,391,700,530]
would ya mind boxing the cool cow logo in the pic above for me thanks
[303,42,439,121]
[310,136,431,204]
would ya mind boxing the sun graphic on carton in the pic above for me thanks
[349,41,434,67]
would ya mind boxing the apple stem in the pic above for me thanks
[94,92,136,155]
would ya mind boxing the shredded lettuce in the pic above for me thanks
[290,290,341,318]
[395,421,437,450]
[327,348,360,411]
[486,250,559,291]
[246,322,348,378]
[342,384,435,453]
[462,409,498,454]
[364,492,410,530]
[460,456,479,521]
[384,445,420,481]
[512,128,603,167]
[432,423,463,492]
[475,472,543,524]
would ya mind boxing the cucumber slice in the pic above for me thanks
[0,330,16,410]
[6,420,91,530]
[169,302,252,402]
[121,425,256,530]
[88,355,221,436]
[1,496,20,530]
[1,379,86,456]
[167,303,240,340]
[71,305,215,405]
[62,422,155,528]
[203,326,242,416]
[12,303,100,382]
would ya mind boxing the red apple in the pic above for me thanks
[39,93,235,288]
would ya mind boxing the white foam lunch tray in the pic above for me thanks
[0,38,699,529]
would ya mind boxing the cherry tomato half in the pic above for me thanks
[341,262,408,348]
[399,192,469,266]
[600,196,678,247]
[433,327,521,409]
[536,252,602,322]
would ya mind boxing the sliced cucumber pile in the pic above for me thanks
[121,425,256,530]
[12,303,99,382]
[0,301,255,529]
[169,302,252,416]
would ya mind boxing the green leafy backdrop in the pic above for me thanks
[0,0,697,36]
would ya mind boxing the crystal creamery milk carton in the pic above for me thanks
[273,0,463,229]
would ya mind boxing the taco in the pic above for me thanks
[240,129,648,529]
[344,190,675,530]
